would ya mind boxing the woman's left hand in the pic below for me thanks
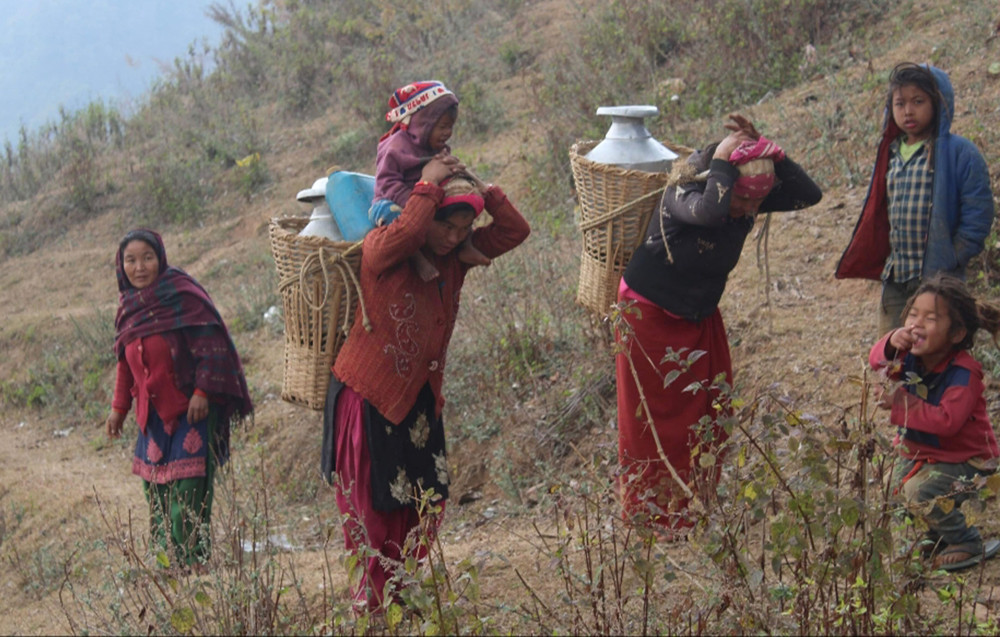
[187,393,209,424]
[724,113,761,140]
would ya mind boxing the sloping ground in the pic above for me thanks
[9,179,1000,633]
[3,0,1000,632]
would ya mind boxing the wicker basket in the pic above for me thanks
[569,140,672,315]
[268,217,365,410]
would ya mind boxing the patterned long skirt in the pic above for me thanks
[330,383,446,611]
[134,406,217,567]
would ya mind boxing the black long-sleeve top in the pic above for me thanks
[623,146,823,321]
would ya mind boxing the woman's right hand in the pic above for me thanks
[105,409,125,439]
[421,154,464,185]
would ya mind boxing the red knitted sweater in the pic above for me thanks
[112,333,192,434]
[333,181,530,424]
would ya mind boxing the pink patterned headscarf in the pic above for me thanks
[729,136,785,198]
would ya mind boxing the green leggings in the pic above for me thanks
[143,418,217,568]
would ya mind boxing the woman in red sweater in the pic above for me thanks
[323,154,530,612]
[105,229,252,572]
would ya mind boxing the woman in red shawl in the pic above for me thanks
[104,229,253,571]
[616,114,822,537]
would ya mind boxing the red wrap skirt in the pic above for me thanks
[615,282,732,533]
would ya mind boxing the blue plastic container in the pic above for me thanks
[325,170,376,241]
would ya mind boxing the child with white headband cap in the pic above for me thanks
[370,80,490,281]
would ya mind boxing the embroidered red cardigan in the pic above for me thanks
[112,333,196,434]
[333,181,530,424]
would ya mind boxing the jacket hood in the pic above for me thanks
[403,94,459,148]
[929,65,955,137]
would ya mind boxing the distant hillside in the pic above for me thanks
[0,0,223,143]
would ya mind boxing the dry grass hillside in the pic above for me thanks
[3,0,1000,633]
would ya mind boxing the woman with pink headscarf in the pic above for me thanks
[615,114,822,538]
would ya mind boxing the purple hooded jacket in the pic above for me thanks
[373,95,459,207]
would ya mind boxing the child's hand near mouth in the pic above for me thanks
[888,325,919,355]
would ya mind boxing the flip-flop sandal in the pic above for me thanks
[937,538,1000,572]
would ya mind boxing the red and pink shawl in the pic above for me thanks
[114,229,253,440]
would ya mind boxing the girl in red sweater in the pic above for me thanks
[870,274,1000,571]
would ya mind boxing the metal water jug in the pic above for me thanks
[297,176,344,241]
[584,105,677,173]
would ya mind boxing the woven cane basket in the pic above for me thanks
[268,217,365,410]
[569,140,670,315]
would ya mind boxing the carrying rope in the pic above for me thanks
[278,240,372,334]
[577,186,666,233]
[657,196,676,265]
[652,158,708,265]
[755,212,774,332]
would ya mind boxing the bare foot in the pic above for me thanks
[457,244,491,267]
[411,253,439,281]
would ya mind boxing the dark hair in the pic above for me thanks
[887,62,944,137]
[434,202,475,221]
[116,229,167,291]
[118,229,160,257]
[900,274,1000,350]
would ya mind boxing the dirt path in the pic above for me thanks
[6,185,1000,633]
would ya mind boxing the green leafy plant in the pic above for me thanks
[139,151,212,224]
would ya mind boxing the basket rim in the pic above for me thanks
[270,216,360,250]
[569,141,659,178]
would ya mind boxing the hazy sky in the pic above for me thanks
[0,0,225,143]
